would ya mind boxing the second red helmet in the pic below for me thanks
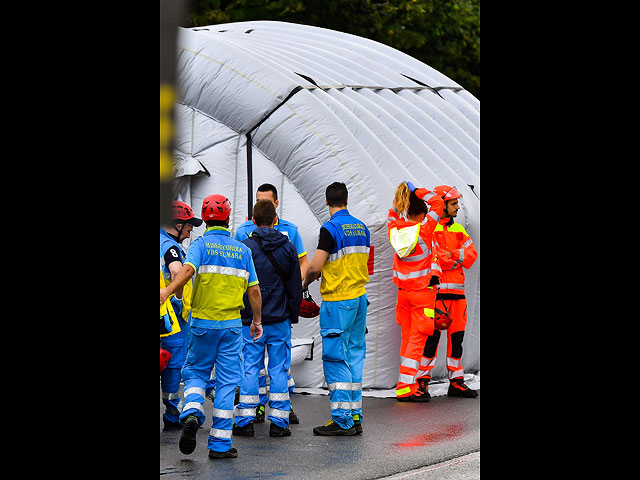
[202,194,232,222]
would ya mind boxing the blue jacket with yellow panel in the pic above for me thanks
[320,209,371,301]
[184,226,259,329]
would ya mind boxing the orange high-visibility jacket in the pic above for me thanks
[433,217,477,296]
[388,188,444,290]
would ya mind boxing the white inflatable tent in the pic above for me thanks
[172,20,479,391]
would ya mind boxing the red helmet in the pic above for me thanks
[300,289,320,318]
[433,185,462,201]
[173,201,203,226]
[202,194,232,222]
[434,306,453,330]
[160,348,171,373]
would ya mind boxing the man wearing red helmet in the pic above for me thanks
[417,185,478,398]
[161,194,263,460]
[160,201,203,430]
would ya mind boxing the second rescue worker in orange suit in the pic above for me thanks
[387,181,444,402]
[417,185,478,398]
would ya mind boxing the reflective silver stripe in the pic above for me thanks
[197,264,250,280]
[235,408,255,417]
[287,378,296,387]
[183,402,204,413]
[239,394,260,404]
[351,400,362,409]
[458,249,465,264]
[184,387,205,398]
[268,392,290,401]
[269,408,290,419]
[259,368,267,376]
[448,368,464,380]
[427,210,440,223]
[462,240,473,248]
[447,357,462,369]
[421,357,437,368]
[328,382,352,391]
[400,357,420,370]
[327,245,370,262]
[212,407,235,419]
[398,373,416,384]
[259,387,267,395]
[162,391,180,400]
[328,381,363,391]
[393,267,434,280]
[438,283,465,290]
[330,401,352,410]
[209,428,232,439]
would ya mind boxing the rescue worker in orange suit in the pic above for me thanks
[417,185,478,398]
[387,181,443,402]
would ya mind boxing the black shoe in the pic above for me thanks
[447,378,478,398]
[417,377,430,394]
[312,419,356,436]
[352,414,363,435]
[254,404,265,423]
[289,407,299,424]
[232,422,254,437]
[179,415,199,455]
[208,447,238,459]
[397,389,431,402]
[269,422,292,437]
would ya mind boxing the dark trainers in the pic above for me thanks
[163,418,182,431]
[208,447,238,459]
[254,404,265,423]
[397,389,431,402]
[352,414,363,435]
[179,415,199,454]
[269,422,292,437]
[289,407,299,424]
[312,419,356,436]
[232,422,254,437]
[448,378,478,398]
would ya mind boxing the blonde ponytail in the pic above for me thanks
[393,182,411,216]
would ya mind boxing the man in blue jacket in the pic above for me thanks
[233,199,303,438]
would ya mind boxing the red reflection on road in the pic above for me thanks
[393,423,464,448]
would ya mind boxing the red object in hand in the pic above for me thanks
[160,348,172,373]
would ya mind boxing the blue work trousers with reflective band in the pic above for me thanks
[180,325,243,453]
[320,294,367,429]
[160,300,188,424]
[236,321,292,428]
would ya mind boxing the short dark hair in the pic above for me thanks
[407,191,429,217]
[325,182,348,207]
[205,219,229,228]
[257,183,278,201]
[253,199,277,227]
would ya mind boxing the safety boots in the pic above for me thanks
[447,378,478,398]
[312,419,356,436]
[178,415,199,455]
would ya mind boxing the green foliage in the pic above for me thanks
[188,0,480,99]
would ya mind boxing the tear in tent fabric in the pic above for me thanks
[172,20,480,391]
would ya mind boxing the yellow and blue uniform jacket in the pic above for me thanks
[185,226,259,329]
[320,209,370,301]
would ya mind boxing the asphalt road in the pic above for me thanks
[160,387,479,479]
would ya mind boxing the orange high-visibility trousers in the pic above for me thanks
[395,286,437,397]
[417,297,468,381]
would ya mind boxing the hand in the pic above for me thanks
[250,322,263,341]
[160,288,170,305]
[405,181,417,193]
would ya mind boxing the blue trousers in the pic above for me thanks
[179,325,243,452]
[160,314,188,424]
[236,321,292,428]
[320,294,367,429]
